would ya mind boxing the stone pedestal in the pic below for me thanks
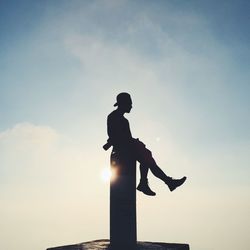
[110,150,137,249]
[47,239,190,250]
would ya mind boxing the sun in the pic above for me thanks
[100,167,112,183]
[100,167,118,183]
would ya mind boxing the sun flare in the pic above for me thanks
[100,167,112,182]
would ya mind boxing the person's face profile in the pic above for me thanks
[119,99,132,113]
[125,101,132,113]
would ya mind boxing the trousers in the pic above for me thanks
[131,139,169,182]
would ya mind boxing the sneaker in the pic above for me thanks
[166,176,187,192]
[137,179,156,196]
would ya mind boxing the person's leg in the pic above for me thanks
[135,142,186,192]
[134,143,157,196]
[137,163,156,196]
[136,146,169,183]
[139,163,149,181]
[148,162,169,182]
[148,161,186,191]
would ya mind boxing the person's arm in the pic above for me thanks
[103,138,112,151]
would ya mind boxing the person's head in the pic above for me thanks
[114,92,132,113]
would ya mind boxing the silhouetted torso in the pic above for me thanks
[107,110,133,152]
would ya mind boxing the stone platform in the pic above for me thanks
[47,239,189,250]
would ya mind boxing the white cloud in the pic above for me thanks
[0,123,109,250]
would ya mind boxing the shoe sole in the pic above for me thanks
[137,187,156,196]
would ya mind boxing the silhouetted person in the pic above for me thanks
[104,92,186,196]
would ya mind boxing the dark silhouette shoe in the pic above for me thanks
[166,176,187,192]
[137,179,156,196]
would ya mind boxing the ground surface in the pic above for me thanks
[47,239,189,250]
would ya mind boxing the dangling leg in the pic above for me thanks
[139,163,149,181]
[137,163,156,196]
[133,139,186,193]
[137,147,186,192]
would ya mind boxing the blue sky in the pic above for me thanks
[0,1,250,250]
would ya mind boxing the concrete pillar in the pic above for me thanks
[110,150,137,249]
